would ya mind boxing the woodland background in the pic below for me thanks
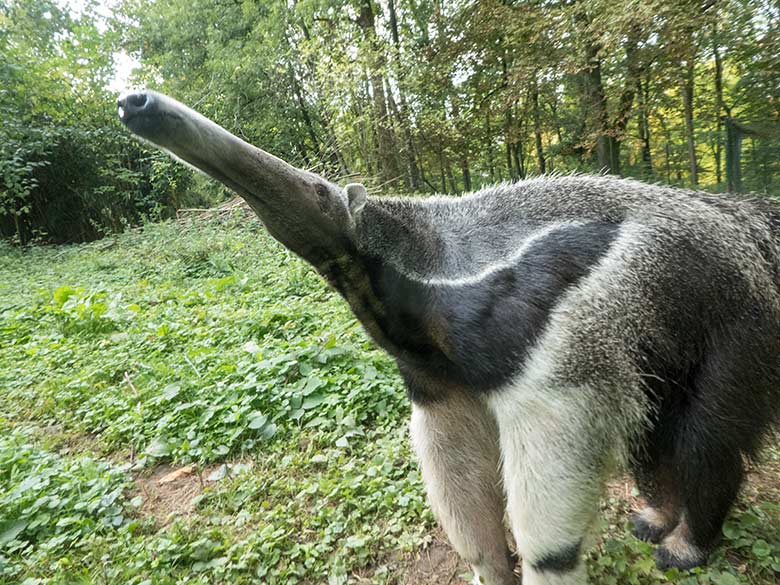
[2,0,779,244]
[1,2,780,584]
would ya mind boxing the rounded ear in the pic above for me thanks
[345,183,367,217]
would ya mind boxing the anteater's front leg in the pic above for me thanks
[490,390,611,585]
[410,392,517,585]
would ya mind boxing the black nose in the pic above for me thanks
[117,92,150,122]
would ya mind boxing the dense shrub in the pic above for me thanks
[0,97,219,244]
[0,0,220,244]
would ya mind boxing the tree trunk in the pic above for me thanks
[583,57,613,172]
[461,157,472,191]
[387,0,421,191]
[578,15,643,176]
[665,142,671,183]
[357,73,376,177]
[437,136,447,192]
[549,97,563,171]
[446,162,457,193]
[485,108,495,182]
[580,26,612,172]
[532,77,546,174]
[636,74,653,177]
[357,0,400,187]
[290,68,322,160]
[505,139,514,181]
[713,29,724,186]
[725,117,743,192]
[499,52,518,181]
[293,16,348,175]
[514,128,526,180]
[682,58,698,185]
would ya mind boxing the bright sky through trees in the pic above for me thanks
[58,0,139,91]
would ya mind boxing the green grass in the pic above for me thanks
[0,214,778,584]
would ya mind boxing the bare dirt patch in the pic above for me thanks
[133,464,207,525]
[402,536,470,585]
[605,476,642,510]
[40,424,103,456]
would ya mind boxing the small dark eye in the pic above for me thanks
[315,184,330,211]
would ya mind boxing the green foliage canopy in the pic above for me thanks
[0,0,213,244]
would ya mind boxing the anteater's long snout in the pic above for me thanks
[116,91,152,123]
[116,90,181,147]
[115,89,362,270]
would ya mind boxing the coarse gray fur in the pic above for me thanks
[357,176,780,281]
[117,91,780,585]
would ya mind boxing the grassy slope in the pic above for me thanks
[0,214,778,585]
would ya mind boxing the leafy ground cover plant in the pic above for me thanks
[0,214,778,584]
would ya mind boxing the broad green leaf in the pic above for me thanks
[301,394,326,410]
[752,539,771,557]
[161,383,181,400]
[0,519,27,546]
[247,412,268,429]
[145,438,170,457]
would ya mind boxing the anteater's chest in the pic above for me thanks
[372,221,621,403]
